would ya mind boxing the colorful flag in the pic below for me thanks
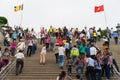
[14,4,23,12]
[14,6,19,12]
[19,4,23,10]
[94,5,104,13]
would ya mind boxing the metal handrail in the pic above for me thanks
[0,60,16,80]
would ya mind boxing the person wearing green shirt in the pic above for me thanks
[70,45,79,64]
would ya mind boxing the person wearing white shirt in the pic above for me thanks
[58,45,65,69]
[5,32,10,38]
[40,34,45,44]
[64,41,70,59]
[15,50,24,75]
[85,56,95,80]
[5,33,10,46]
[26,38,33,57]
[17,39,26,52]
[97,31,101,41]
[90,43,97,59]
[40,44,47,65]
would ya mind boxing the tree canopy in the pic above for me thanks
[0,16,8,25]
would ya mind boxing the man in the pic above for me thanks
[58,45,65,69]
[90,43,97,59]
[17,38,26,52]
[15,50,24,75]
[64,41,70,59]
[70,45,79,64]
[113,31,119,45]
[50,35,56,51]
[85,55,95,80]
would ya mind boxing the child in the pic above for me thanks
[2,48,10,66]
[66,57,73,76]
[40,44,47,65]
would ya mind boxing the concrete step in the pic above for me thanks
[5,40,120,80]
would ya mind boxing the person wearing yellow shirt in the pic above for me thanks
[70,45,79,64]
[63,39,67,45]
[93,31,97,42]
[49,26,53,36]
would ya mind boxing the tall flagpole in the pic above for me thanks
[20,10,23,27]
[101,0,108,27]
[103,5,108,27]
[19,4,23,27]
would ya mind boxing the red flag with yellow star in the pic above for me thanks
[94,5,104,13]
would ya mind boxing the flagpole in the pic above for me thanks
[19,4,23,27]
[20,11,23,27]
[100,0,108,27]
[103,5,108,27]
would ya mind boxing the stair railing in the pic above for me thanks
[0,59,16,80]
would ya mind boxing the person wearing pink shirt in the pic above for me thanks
[10,39,17,56]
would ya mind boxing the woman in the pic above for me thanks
[26,37,33,57]
[32,36,37,54]
[40,44,46,65]
[56,71,72,80]
[10,39,17,56]
[44,36,50,50]
[2,48,11,66]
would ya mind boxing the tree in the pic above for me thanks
[0,16,8,26]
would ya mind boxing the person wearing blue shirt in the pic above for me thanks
[12,32,17,40]
[86,43,91,56]
[112,31,118,44]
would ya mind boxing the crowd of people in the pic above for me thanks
[0,25,119,80]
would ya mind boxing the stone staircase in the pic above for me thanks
[4,40,120,80]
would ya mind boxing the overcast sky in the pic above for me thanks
[0,0,120,32]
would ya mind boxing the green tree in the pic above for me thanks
[101,29,107,38]
[0,16,8,30]
[0,16,8,24]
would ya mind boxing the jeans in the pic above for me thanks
[94,69,102,80]
[50,43,54,51]
[27,46,32,56]
[32,44,36,54]
[11,48,16,56]
[55,53,59,63]
[114,37,118,44]
[59,55,64,67]
[68,66,72,74]
[106,65,111,79]
[65,49,70,59]
[72,56,78,64]
[86,66,95,80]
[76,65,84,80]
[40,37,44,44]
